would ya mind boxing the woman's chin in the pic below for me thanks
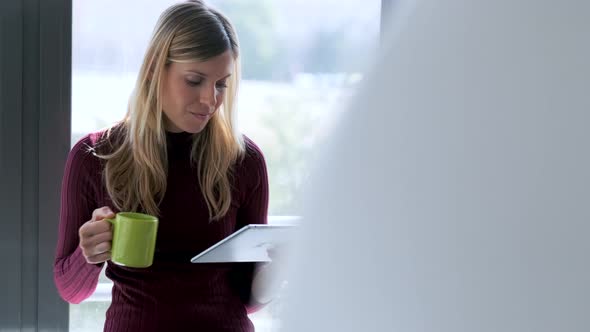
[166,115,210,134]
[183,123,208,134]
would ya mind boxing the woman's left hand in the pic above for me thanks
[252,244,289,304]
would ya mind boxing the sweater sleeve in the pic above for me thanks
[53,136,105,304]
[230,137,270,313]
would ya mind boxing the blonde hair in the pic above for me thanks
[99,0,244,220]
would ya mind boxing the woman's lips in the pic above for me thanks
[189,112,208,120]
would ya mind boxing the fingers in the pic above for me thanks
[79,219,112,239]
[265,244,281,261]
[80,232,112,264]
[79,228,113,250]
[79,232,113,264]
[91,206,115,222]
[85,251,112,265]
[89,229,113,244]
[81,240,112,260]
[87,241,112,257]
[79,206,115,264]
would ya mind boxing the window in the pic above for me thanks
[70,0,380,330]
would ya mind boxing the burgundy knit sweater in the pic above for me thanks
[54,127,269,332]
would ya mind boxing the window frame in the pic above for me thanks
[0,0,72,330]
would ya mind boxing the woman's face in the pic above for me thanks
[160,50,234,133]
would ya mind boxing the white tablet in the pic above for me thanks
[190,224,296,263]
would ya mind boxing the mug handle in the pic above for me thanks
[104,218,115,225]
[104,218,116,246]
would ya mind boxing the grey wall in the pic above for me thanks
[0,0,71,331]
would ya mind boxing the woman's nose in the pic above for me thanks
[199,85,216,108]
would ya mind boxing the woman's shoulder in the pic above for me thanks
[242,135,265,162]
[239,135,266,171]
[233,135,267,181]
[233,135,268,194]
[69,124,125,165]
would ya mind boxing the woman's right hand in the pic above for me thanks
[78,206,115,264]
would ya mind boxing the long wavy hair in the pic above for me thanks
[98,0,244,220]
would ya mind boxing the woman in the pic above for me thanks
[54,1,277,330]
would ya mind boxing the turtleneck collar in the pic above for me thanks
[165,131,194,157]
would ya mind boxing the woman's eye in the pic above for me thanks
[216,82,228,90]
[186,79,201,87]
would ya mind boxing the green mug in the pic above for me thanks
[105,212,159,268]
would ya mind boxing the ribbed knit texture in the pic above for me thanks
[54,128,268,331]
